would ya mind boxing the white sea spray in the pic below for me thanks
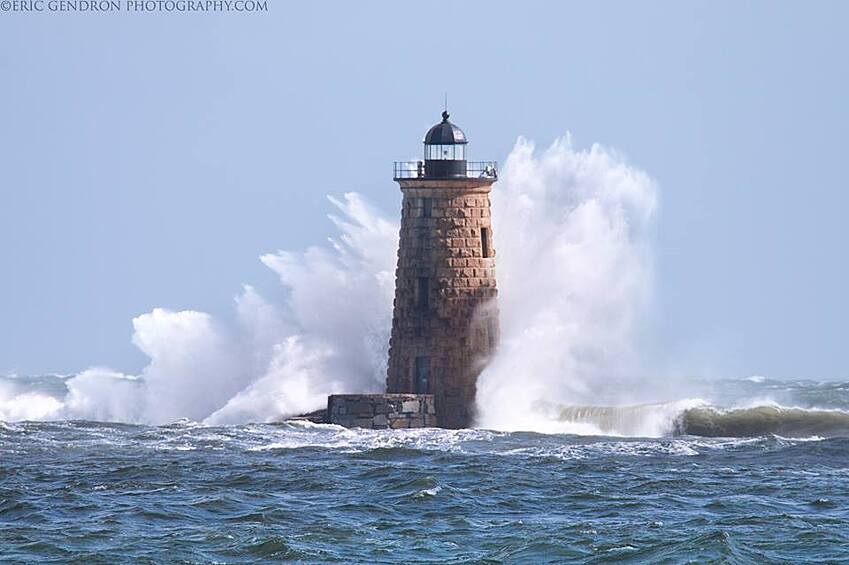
[476,136,658,432]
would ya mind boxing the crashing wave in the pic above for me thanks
[679,405,849,438]
[550,400,849,438]
[549,400,706,437]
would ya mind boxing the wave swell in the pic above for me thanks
[552,401,849,438]
[680,405,849,438]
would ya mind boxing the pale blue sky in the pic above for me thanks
[1,1,846,379]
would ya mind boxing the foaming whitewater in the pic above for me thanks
[542,400,707,437]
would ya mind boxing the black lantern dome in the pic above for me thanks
[423,111,468,178]
[424,111,467,145]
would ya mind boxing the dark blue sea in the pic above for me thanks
[3,378,849,564]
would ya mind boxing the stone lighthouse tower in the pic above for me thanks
[385,111,500,429]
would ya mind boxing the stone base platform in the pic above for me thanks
[327,394,437,429]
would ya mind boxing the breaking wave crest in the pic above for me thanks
[549,400,706,437]
[680,405,849,438]
[550,400,849,438]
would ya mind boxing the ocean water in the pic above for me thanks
[2,378,849,564]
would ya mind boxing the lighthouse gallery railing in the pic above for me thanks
[393,161,498,180]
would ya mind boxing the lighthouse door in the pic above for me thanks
[414,356,430,394]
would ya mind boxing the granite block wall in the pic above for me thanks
[327,394,437,429]
[386,179,500,429]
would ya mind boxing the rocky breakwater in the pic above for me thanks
[327,394,437,429]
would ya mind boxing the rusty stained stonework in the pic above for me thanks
[385,178,500,429]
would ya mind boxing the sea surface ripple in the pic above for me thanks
[2,416,849,564]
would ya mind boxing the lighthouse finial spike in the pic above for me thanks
[442,92,449,122]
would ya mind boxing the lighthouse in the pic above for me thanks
[385,111,500,429]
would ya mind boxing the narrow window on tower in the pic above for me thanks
[480,227,490,258]
[422,197,433,218]
[414,356,430,394]
[417,277,430,311]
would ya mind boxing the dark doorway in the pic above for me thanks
[414,356,430,394]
